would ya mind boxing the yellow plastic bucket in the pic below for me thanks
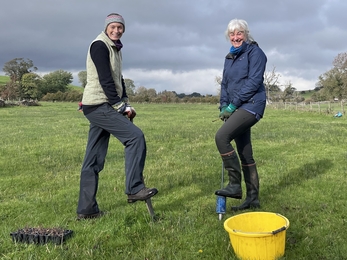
[224,212,290,260]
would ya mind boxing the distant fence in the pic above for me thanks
[267,101,346,115]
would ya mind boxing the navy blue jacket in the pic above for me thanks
[220,41,267,118]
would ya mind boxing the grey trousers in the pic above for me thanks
[77,103,146,215]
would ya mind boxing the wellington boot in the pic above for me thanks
[232,164,260,211]
[215,151,242,199]
[215,182,242,199]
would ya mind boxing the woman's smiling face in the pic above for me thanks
[106,22,124,41]
[229,30,245,48]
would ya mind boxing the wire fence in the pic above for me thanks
[267,101,346,116]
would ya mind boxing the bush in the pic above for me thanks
[41,90,82,102]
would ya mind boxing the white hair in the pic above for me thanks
[225,19,254,42]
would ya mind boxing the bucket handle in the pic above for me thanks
[272,226,287,235]
[233,226,287,235]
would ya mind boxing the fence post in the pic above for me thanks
[328,101,331,114]
[341,101,344,115]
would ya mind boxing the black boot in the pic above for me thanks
[215,151,242,199]
[232,164,260,211]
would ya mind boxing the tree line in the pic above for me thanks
[0,58,80,102]
[1,52,347,104]
[77,71,219,103]
[0,58,218,104]
[263,52,347,103]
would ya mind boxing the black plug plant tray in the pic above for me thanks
[10,227,73,245]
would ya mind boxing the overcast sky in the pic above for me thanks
[1,0,346,95]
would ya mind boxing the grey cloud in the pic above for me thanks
[0,0,346,94]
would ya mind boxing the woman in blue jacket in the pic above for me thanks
[215,19,267,210]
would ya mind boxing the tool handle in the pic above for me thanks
[216,196,226,214]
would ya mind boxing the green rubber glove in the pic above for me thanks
[219,103,236,120]
[226,103,237,113]
[219,105,228,120]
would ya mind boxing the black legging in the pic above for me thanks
[215,108,258,165]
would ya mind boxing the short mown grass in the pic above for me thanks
[1,102,347,259]
[0,75,9,85]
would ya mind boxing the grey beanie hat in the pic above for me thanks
[104,13,125,32]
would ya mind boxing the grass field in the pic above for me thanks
[1,102,347,259]
[0,75,9,85]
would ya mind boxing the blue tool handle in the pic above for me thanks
[216,196,226,214]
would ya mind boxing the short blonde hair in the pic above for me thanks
[225,19,254,42]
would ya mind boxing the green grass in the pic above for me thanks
[268,101,346,115]
[0,75,9,85]
[68,85,83,92]
[298,90,315,99]
[1,103,347,259]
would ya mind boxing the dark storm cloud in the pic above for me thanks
[0,0,346,94]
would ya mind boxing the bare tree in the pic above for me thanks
[0,81,19,100]
[280,81,296,102]
[158,90,177,103]
[215,75,222,85]
[264,66,281,103]
[147,88,157,99]
[333,52,347,74]
[215,75,222,98]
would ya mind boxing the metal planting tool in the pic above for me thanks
[141,178,156,219]
[216,162,226,220]
[129,116,156,219]
[145,198,156,219]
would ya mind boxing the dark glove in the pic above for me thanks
[219,103,236,120]
[112,101,126,114]
[123,104,136,120]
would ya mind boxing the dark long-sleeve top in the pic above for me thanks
[83,40,127,115]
